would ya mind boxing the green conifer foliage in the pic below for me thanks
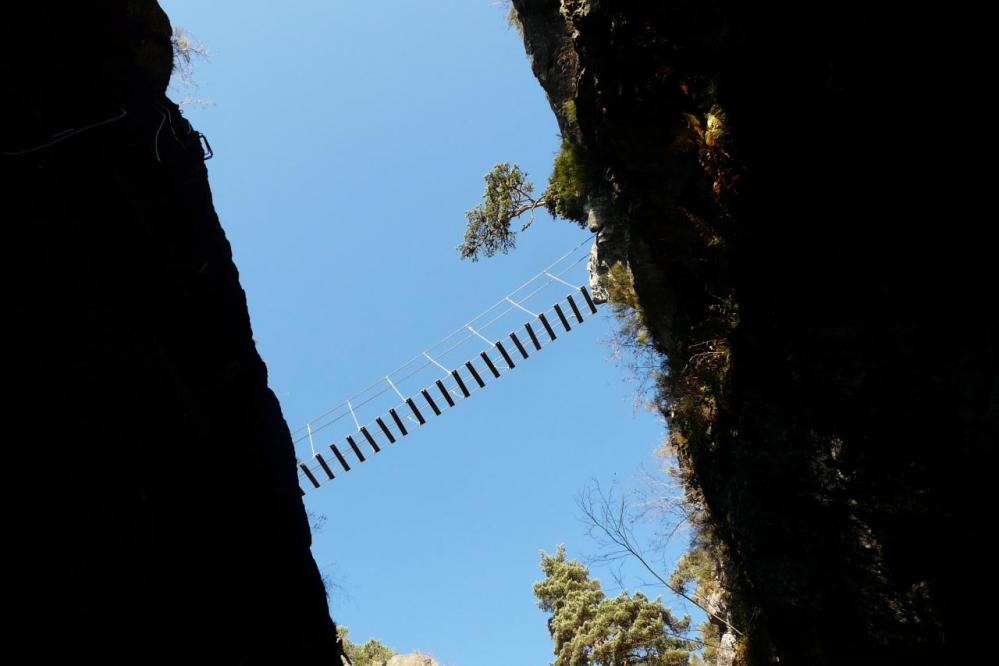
[459,163,545,261]
[534,546,693,665]
[337,626,396,666]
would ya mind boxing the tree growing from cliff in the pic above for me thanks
[459,140,591,261]
[337,626,396,666]
[459,162,544,261]
[534,545,693,665]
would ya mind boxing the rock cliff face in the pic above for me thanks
[3,2,339,662]
[513,1,995,664]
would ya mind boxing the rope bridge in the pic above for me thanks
[294,236,601,495]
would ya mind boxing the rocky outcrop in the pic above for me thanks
[585,208,628,304]
[3,2,339,662]
[513,1,996,664]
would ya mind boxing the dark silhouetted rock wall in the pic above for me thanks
[513,1,996,663]
[3,2,339,663]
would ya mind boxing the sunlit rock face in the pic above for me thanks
[586,216,630,305]
[513,1,995,664]
[3,2,339,662]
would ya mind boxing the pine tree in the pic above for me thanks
[534,546,693,665]
[337,626,396,665]
[458,140,591,261]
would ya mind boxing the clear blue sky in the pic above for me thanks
[162,3,691,663]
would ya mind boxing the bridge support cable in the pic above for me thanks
[297,282,601,493]
[292,237,604,493]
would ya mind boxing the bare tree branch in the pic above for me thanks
[577,480,744,636]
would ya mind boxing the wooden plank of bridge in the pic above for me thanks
[360,426,381,453]
[452,369,471,397]
[421,388,442,415]
[436,379,456,407]
[331,444,351,471]
[566,294,584,323]
[465,361,486,388]
[389,408,408,436]
[580,285,598,313]
[495,340,516,368]
[553,303,572,332]
[346,435,366,462]
[299,463,320,488]
[510,331,530,358]
[524,323,542,350]
[480,351,501,378]
[314,453,335,480]
[539,313,558,341]
[406,397,426,424]
[376,416,397,443]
